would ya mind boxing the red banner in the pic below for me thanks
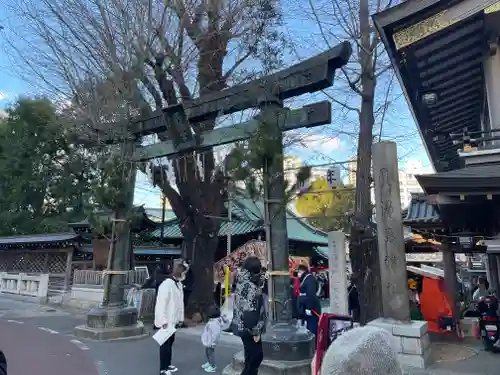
[312,313,354,375]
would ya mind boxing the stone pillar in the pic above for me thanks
[495,257,500,295]
[74,144,145,341]
[442,245,458,322]
[484,254,493,287]
[224,98,314,375]
[488,255,500,295]
[369,141,430,370]
[485,46,500,143]
[372,141,410,321]
[328,231,348,315]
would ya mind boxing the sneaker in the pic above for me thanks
[204,365,217,373]
[201,362,210,369]
[160,371,171,375]
[168,366,178,372]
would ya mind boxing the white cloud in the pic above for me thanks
[302,134,341,153]
[0,92,8,101]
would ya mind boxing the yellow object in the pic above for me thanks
[224,266,230,301]
[408,279,417,290]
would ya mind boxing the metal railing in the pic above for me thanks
[72,269,149,286]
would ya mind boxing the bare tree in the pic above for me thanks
[288,0,398,323]
[5,0,284,313]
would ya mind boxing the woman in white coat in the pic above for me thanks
[155,262,188,375]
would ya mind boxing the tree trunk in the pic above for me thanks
[349,87,383,325]
[348,0,382,325]
[181,229,218,318]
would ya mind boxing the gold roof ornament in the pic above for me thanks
[393,10,457,50]
[485,1,500,14]
[393,0,500,50]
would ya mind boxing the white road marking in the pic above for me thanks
[70,339,90,351]
[95,360,109,375]
[38,327,59,334]
[7,319,24,324]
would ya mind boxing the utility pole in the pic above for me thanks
[227,183,232,256]
[161,194,166,240]
[263,158,274,321]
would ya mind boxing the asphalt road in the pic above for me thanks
[1,294,499,375]
[0,319,99,375]
[0,294,240,375]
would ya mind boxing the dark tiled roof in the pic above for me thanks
[79,245,182,256]
[403,194,441,226]
[373,2,484,172]
[416,164,500,195]
[419,165,500,179]
[0,232,78,245]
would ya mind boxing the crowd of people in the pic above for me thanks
[149,257,338,375]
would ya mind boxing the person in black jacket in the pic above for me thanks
[141,265,167,295]
[0,350,6,375]
[182,260,194,309]
[231,257,267,375]
[297,264,321,335]
[347,279,360,323]
[141,265,167,329]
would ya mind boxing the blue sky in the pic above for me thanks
[0,2,431,209]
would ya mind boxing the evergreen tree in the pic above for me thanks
[0,98,98,235]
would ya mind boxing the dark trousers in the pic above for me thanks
[241,336,263,375]
[305,314,319,336]
[350,308,360,323]
[159,333,176,371]
[205,346,215,366]
[184,290,191,309]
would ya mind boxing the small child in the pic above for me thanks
[201,305,228,373]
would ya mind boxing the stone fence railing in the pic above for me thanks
[73,269,149,287]
[0,272,49,301]
[127,288,157,319]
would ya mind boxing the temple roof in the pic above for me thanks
[372,0,493,171]
[403,193,442,228]
[69,206,160,231]
[0,232,79,249]
[416,164,500,194]
[148,194,329,246]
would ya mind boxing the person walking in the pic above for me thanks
[142,265,167,296]
[347,278,360,323]
[201,305,228,373]
[297,264,321,336]
[182,260,194,309]
[231,256,267,375]
[473,276,490,301]
[155,262,188,375]
[260,267,270,319]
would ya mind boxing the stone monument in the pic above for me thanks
[368,141,431,369]
[328,231,348,315]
